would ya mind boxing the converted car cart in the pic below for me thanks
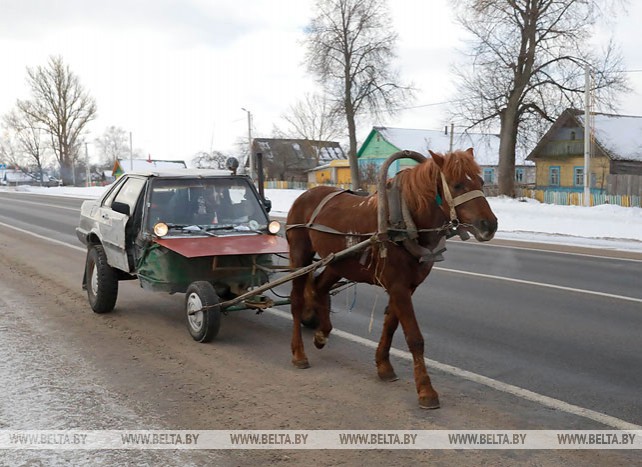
[76,162,290,342]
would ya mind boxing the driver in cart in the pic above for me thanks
[196,186,232,225]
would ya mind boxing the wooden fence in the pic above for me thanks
[264,181,641,208]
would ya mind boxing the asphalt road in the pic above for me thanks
[1,190,641,430]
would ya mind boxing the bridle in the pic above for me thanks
[437,170,486,229]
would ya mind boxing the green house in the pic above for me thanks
[357,126,532,185]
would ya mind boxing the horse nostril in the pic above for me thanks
[479,219,497,233]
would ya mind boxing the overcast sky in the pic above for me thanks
[1,0,641,164]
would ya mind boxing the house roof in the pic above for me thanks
[253,138,346,164]
[361,126,517,166]
[113,159,187,177]
[1,169,35,182]
[527,108,642,162]
[577,113,642,161]
[305,159,350,173]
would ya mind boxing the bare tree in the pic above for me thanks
[0,130,19,168]
[16,55,97,185]
[2,110,49,184]
[305,0,413,189]
[192,150,228,169]
[452,0,629,196]
[95,126,129,168]
[277,93,344,163]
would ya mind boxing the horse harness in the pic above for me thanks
[286,167,486,263]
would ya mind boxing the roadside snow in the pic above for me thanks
[7,184,642,252]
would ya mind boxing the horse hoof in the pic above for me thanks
[313,331,327,349]
[292,359,310,369]
[419,396,440,409]
[378,370,399,382]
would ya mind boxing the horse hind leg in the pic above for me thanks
[288,233,314,369]
[301,272,319,328]
[290,274,312,369]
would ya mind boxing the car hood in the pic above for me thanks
[153,234,289,258]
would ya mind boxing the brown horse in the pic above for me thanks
[285,148,497,409]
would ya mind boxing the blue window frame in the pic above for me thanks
[483,168,494,184]
[574,167,584,187]
[515,168,524,183]
[549,166,560,186]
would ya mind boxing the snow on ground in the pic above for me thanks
[8,184,642,252]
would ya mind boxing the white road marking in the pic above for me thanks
[434,267,642,304]
[267,308,641,431]
[1,196,81,212]
[1,220,640,430]
[457,239,642,263]
[0,221,85,252]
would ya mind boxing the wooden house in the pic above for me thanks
[526,109,642,194]
[252,138,345,182]
[306,159,351,186]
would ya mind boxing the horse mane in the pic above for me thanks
[394,149,482,213]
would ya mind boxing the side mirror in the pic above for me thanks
[112,201,131,216]
[263,198,272,213]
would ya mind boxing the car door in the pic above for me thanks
[98,176,147,272]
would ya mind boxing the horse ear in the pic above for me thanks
[429,150,445,169]
[465,147,474,158]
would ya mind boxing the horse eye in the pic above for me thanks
[453,183,464,190]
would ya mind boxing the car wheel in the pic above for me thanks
[86,245,119,313]
[185,281,221,343]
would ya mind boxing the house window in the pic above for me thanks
[483,168,494,184]
[549,166,560,186]
[574,167,584,187]
[570,131,576,141]
[515,168,524,183]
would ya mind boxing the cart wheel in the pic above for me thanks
[86,245,119,313]
[185,281,221,343]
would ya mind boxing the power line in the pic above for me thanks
[391,100,453,111]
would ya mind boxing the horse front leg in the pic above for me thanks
[389,289,440,409]
[375,306,399,382]
[290,275,310,369]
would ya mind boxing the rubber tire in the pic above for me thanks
[86,245,119,313]
[185,281,221,343]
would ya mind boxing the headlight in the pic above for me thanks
[268,220,281,235]
[153,222,169,237]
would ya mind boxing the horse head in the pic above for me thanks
[429,148,497,242]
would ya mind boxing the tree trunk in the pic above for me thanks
[497,109,518,197]
[60,159,74,186]
[346,112,360,191]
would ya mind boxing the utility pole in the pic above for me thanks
[241,108,254,180]
[449,122,455,153]
[85,142,90,187]
[583,65,591,207]
[129,131,134,172]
